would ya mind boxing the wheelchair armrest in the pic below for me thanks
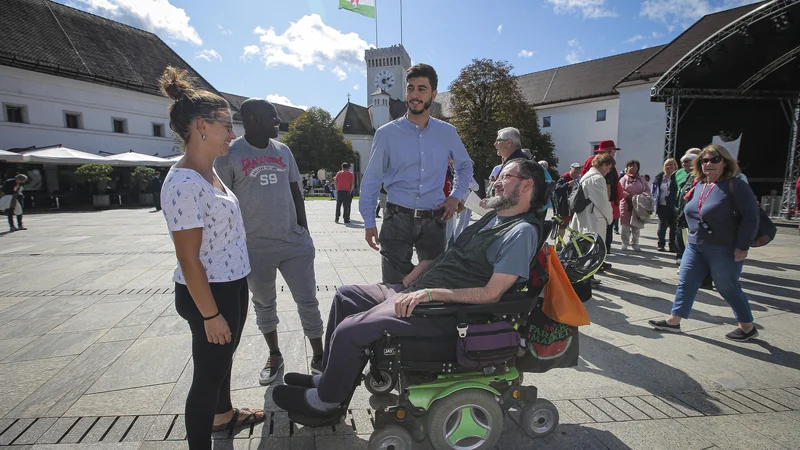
[411,291,538,317]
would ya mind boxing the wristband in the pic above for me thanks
[424,288,433,302]
[203,311,221,321]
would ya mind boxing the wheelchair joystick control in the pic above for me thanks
[457,324,468,338]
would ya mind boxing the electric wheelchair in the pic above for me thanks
[290,218,575,450]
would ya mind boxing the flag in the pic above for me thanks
[339,0,376,18]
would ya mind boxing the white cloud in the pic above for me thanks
[497,24,503,34]
[217,24,232,35]
[317,64,326,71]
[71,0,202,45]
[640,0,760,29]
[566,39,584,64]
[546,0,618,19]
[196,49,222,62]
[332,66,347,81]
[248,14,371,78]
[624,30,663,43]
[353,84,360,91]
[518,49,535,58]
[266,94,307,110]
[241,45,260,60]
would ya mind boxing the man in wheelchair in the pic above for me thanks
[272,158,549,421]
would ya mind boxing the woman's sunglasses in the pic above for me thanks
[700,156,723,165]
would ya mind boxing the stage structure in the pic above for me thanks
[650,0,800,217]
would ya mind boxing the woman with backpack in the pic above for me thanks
[570,154,615,241]
[649,144,761,342]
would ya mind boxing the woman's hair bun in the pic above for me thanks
[159,66,195,101]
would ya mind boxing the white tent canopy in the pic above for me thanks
[0,149,24,162]
[104,150,173,167]
[18,145,108,165]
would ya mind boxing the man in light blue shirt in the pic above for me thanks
[359,63,473,284]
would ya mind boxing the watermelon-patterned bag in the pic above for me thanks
[515,298,579,373]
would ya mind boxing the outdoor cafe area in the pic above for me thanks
[0,145,179,211]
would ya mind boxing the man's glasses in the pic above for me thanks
[495,138,509,144]
[700,156,723,165]
[497,173,526,182]
[204,117,234,133]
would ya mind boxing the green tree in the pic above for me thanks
[446,59,557,194]
[281,107,359,174]
[130,166,157,193]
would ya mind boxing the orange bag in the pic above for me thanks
[543,246,591,326]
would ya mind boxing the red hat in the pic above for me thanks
[594,140,620,153]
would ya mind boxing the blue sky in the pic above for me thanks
[59,0,759,115]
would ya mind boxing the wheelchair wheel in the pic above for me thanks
[368,425,414,450]
[427,389,504,450]
[365,370,395,396]
[521,398,559,438]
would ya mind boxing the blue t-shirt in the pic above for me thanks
[482,215,539,283]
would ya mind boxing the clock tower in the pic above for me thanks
[365,45,411,104]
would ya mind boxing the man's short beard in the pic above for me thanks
[485,185,520,211]
[407,98,432,115]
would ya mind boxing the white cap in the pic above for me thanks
[680,153,698,162]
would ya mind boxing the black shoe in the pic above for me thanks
[725,327,759,342]
[657,246,666,252]
[335,218,339,223]
[648,319,682,333]
[344,220,351,224]
[284,372,316,388]
[375,215,381,218]
[310,355,323,374]
[259,355,284,386]
[598,263,612,273]
[272,385,338,418]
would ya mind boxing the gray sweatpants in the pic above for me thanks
[247,235,324,338]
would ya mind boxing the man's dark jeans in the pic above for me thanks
[335,190,352,222]
[378,208,446,284]
[656,204,675,250]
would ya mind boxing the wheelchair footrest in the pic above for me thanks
[288,410,345,428]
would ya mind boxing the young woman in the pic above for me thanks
[158,66,264,449]
[649,145,760,342]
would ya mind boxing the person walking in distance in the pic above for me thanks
[359,63,474,284]
[157,67,264,449]
[151,172,163,211]
[215,99,325,385]
[334,162,355,223]
[1,174,27,231]
[653,158,679,252]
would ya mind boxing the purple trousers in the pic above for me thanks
[317,283,457,403]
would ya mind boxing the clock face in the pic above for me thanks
[374,70,395,91]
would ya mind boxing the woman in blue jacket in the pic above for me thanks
[649,145,760,342]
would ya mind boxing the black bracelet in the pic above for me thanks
[203,311,221,321]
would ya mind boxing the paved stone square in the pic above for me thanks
[0,201,798,449]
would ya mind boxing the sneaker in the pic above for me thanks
[632,245,642,252]
[725,327,759,342]
[657,246,666,252]
[17,226,26,230]
[590,277,601,287]
[9,226,18,232]
[259,355,284,386]
[310,355,323,375]
[335,218,339,223]
[648,319,682,333]
[621,244,630,251]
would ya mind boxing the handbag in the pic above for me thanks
[542,247,591,326]
[729,179,776,247]
[516,298,580,373]
[456,322,520,369]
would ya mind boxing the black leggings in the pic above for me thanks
[175,278,249,450]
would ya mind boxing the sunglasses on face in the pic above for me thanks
[701,156,723,165]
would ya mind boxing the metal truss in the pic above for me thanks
[651,0,799,101]
[739,45,800,92]
[658,88,800,100]
[781,97,800,217]
[664,96,680,160]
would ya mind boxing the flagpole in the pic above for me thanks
[375,0,379,48]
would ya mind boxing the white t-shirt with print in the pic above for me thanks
[161,168,251,284]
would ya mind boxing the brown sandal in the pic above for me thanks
[212,407,265,432]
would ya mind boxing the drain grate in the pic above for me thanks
[0,286,174,298]
[0,388,798,445]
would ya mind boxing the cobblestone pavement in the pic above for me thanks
[0,202,798,449]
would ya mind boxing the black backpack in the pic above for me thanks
[552,178,572,217]
[569,183,592,214]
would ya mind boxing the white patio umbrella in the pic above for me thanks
[104,150,173,167]
[19,145,108,165]
[0,149,24,162]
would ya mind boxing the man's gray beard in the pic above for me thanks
[485,186,520,211]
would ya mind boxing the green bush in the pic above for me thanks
[130,166,157,192]
[75,164,113,186]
